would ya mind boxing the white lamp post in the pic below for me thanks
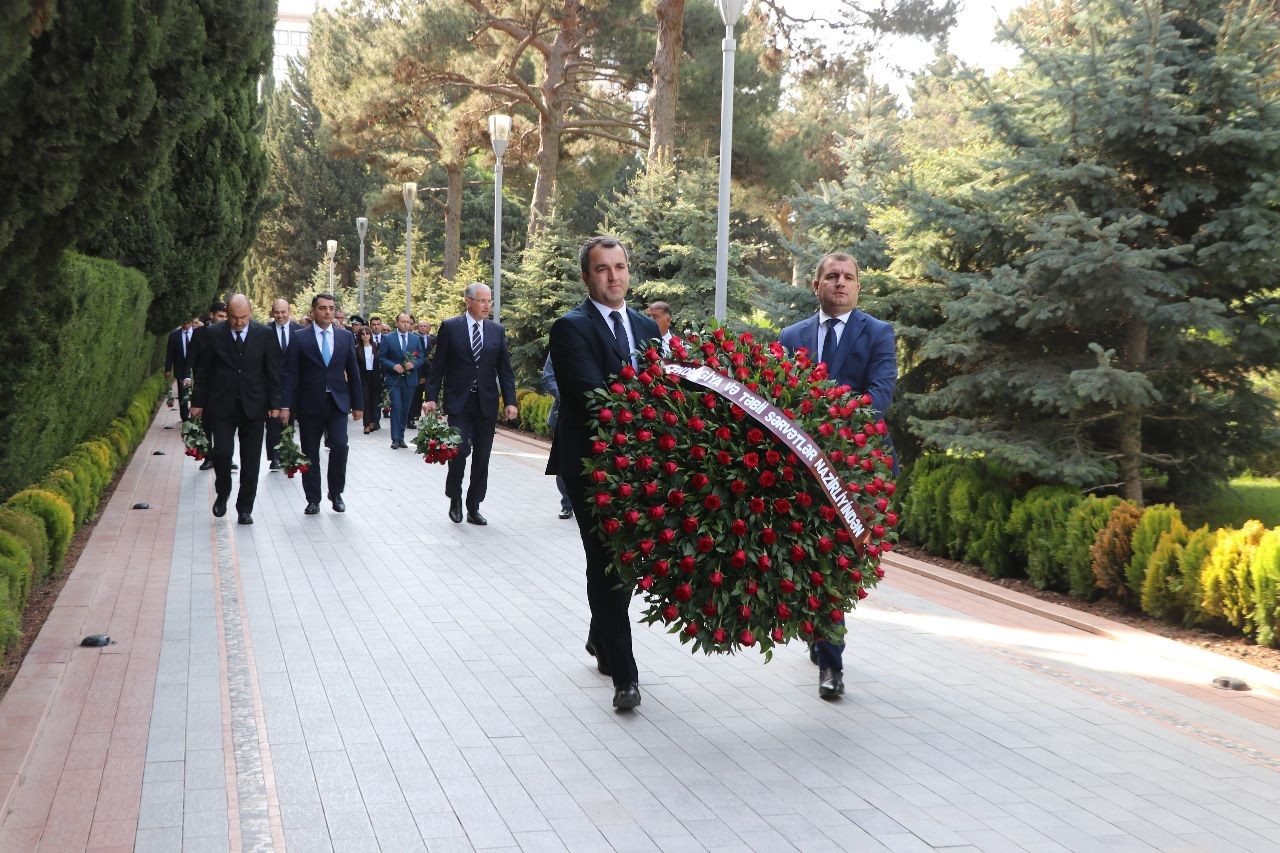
[488,114,511,321]
[402,182,417,315]
[326,239,338,293]
[713,0,748,323]
[355,217,368,316]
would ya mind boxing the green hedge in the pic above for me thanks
[0,371,164,655]
[900,455,1280,648]
[0,251,158,500]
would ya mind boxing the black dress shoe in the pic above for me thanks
[269,460,280,470]
[199,459,214,471]
[558,507,573,519]
[230,463,238,471]
[819,668,845,699]
[331,497,345,513]
[613,683,641,710]
[466,510,488,526]
[212,497,227,518]
[237,512,253,525]
[585,639,596,657]
[448,499,463,524]
[304,502,320,515]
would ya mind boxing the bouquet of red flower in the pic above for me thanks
[275,423,310,479]
[412,411,462,464]
[380,386,391,418]
[181,420,210,461]
[582,326,898,658]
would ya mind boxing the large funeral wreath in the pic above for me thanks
[582,327,899,658]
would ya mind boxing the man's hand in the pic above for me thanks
[352,410,362,422]
[278,408,290,423]
[504,405,518,421]
[424,401,437,413]
[393,364,405,374]
[183,377,192,387]
[190,407,203,419]
[268,409,279,419]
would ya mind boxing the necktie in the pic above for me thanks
[820,317,840,366]
[278,325,286,349]
[609,310,627,357]
[471,322,482,363]
[401,333,408,352]
[321,329,331,365]
[182,331,189,357]
[235,330,245,354]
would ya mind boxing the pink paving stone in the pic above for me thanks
[85,818,136,848]
[37,806,92,851]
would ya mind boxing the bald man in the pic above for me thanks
[191,294,282,525]
[265,298,304,469]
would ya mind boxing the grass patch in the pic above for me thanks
[1185,477,1280,530]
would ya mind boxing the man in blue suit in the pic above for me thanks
[425,283,517,526]
[279,293,364,515]
[379,312,428,449]
[779,251,897,700]
[547,236,660,711]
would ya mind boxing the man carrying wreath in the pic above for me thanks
[547,236,660,711]
[779,251,897,698]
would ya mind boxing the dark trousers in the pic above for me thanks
[209,413,265,512]
[555,474,572,512]
[815,640,845,671]
[567,479,637,687]
[445,392,496,511]
[174,377,190,421]
[387,381,412,443]
[298,399,349,504]
[264,408,296,463]
[360,370,381,426]
[409,379,427,422]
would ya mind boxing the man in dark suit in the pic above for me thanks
[541,353,574,520]
[164,319,197,421]
[279,292,363,515]
[264,298,305,469]
[779,251,897,699]
[369,316,385,430]
[188,301,227,470]
[408,318,434,423]
[190,294,282,525]
[379,312,427,449]
[425,283,517,526]
[547,236,660,711]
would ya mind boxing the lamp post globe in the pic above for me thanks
[355,217,369,316]
[402,182,417,315]
[488,114,511,321]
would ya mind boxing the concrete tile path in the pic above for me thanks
[1,408,1279,851]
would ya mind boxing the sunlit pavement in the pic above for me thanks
[1,409,1279,851]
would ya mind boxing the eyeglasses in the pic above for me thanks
[466,297,493,304]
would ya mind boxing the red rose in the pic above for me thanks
[599,408,614,423]
[872,524,886,539]
[731,549,747,568]
[637,430,654,443]
[602,518,621,535]
[624,510,640,526]
[688,416,705,431]
[684,622,699,637]
[761,527,777,544]
[830,608,845,623]
[668,489,685,507]
[618,410,634,424]
[712,328,726,342]
[730,518,747,536]
[679,555,696,573]
[876,420,888,435]
[746,428,764,445]
[657,435,676,452]
[716,451,732,465]
[807,595,821,610]
[800,620,814,636]
[713,628,727,643]
[709,571,724,587]
[882,541,894,552]
[641,405,657,420]
[851,570,862,582]
[885,482,897,496]
[773,499,791,515]
[886,512,899,527]
[672,390,686,403]
[617,483,633,498]
[654,560,670,577]
[595,493,611,508]
[737,604,752,620]
[749,497,766,514]
[663,461,679,476]
[682,516,699,533]
[739,630,756,647]
[765,450,781,465]
[614,456,630,470]
[876,497,889,512]
[810,571,823,585]
[592,440,608,454]
[691,473,709,490]
[645,347,661,363]
[796,492,813,508]
[759,471,776,488]
[730,479,747,495]
[867,544,880,557]
[638,575,654,590]
[657,527,675,544]
[610,383,625,394]
[649,505,667,522]
[674,583,692,601]
[702,600,718,616]
[696,535,715,553]
[663,605,679,621]
[592,470,607,483]
[780,578,796,594]
[639,539,655,555]
[818,423,834,437]
[853,433,868,448]
[756,554,771,571]
[800,399,814,414]
[743,452,759,468]
[790,545,806,562]
[816,536,834,554]
[745,580,759,595]
[861,459,874,472]
[789,520,804,534]
[637,456,654,471]
[715,426,731,441]
[703,494,722,511]
[776,603,792,620]
[875,566,885,578]
[702,393,718,408]
[837,555,851,570]
[830,450,844,463]
[643,482,659,498]
[690,446,707,461]
[819,505,837,522]
[663,412,679,426]
[619,365,636,380]
[620,551,636,565]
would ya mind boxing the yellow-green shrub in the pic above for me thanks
[1201,521,1266,633]
[1176,525,1218,627]
[1141,529,1187,622]
[0,530,33,610]
[1250,528,1280,648]
[1128,505,1185,600]
[4,489,74,573]
[1064,496,1122,599]
[0,508,48,582]
[1090,501,1143,602]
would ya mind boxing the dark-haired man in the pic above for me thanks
[265,299,304,469]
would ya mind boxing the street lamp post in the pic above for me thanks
[713,0,748,324]
[488,114,511,321]
[326,239,337,293]
[356,217,368,317]
[402,182,417,315]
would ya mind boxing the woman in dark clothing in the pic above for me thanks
[355,326,382,433]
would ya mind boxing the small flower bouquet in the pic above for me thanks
[403,349,420,372]
[165,386,175,409]
[583,326,898,658]
[412,411,462,464]
[275,423,310,479]
[381,386,391,418]
[181,420,210,461]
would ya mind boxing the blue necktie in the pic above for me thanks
[321,329,331,365]
[820,317,840,366]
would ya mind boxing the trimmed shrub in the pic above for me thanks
[1176,525,1218,627]
[901,458,960,555]
[1251,529,1280,647]
[0,583,20,654]
[0,530,33,610]
[964,489,1017,578]
[1063,495,1122,599]
[1141,529,1187,622]
[1201,521,1266,633]
[0,508,48,582]
[1127,505,1186,600]
[1007,485,1081,590]
[1090,501,1143,602]
[4,489,74,573]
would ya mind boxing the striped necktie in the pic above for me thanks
[471,322,482,363]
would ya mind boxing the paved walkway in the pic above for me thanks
[2,409,1280,852]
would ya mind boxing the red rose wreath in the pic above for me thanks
[582,327,898,658]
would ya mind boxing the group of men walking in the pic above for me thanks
[163,236,895,710]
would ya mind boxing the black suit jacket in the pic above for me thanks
[191,321,282,420]
[281,324,363,417]
[266,320,305,359]
[546,301,660,484]
[164,327,194,380]
[426,314,516,417]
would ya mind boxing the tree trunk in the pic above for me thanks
[527,0,579,238]
[442,159,462,281]
[1118,319,1148,505]
[647,0,685,165]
